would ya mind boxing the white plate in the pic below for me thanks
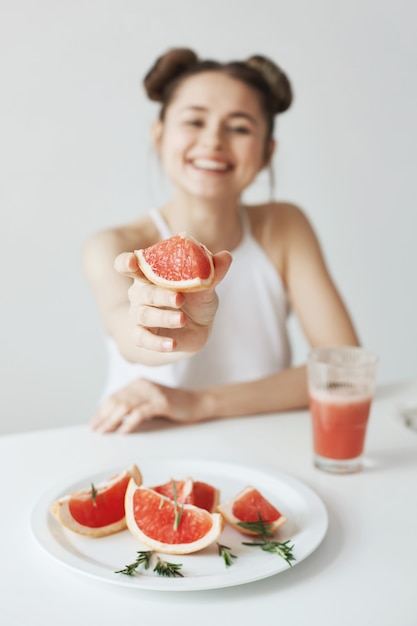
[30,457,328,591]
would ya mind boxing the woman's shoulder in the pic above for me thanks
[245,201,319,277]
[247,200,308,221]
[246,201,313,242]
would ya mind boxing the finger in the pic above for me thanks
[132,325,177,352]
[114,252,145,280]
[132,281,185,309]
[92,414,124,433]
[212,250,233,287]
[135,305,186,330]
[118,407,152,434]
[91,399,131,432]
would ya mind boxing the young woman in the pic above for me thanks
[83,48,359,433]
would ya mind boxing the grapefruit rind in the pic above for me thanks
[134,232,215,292]
[125,481,224,555]
[217,485,287,536]
[50,465,142,538]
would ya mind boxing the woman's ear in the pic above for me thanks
[263,138,276,167]
[151,120,163,151]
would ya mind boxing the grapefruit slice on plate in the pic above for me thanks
[125,482,223,554]
[135,232,215,292]
[151,477,193,503]
[217,486,287,535]
[50,465,142,537]
[151,478,220,513]
[188,481,220,513]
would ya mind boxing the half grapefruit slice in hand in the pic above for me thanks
[125,481,223,554]
[50,465,142,537]
[217,486,287,535]
[134,232,215,292]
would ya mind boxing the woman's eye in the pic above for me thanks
[185,119,204,127]
[228,126,251,134]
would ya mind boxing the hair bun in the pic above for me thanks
[246,55,293,113]
[144,48,199,102]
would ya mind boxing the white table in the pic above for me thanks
[1,380,416,626]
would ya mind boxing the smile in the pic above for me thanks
[192,158,231,172]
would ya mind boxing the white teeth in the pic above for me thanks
[193,159,229,171]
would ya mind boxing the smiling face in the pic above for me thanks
[153,71,275,203]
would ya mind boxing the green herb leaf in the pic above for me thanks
[217,543,237,567]
[239,512,296,567]
[242,538,296,566]
[91,483,98,507]
[115,550,153,576]
[153,556,184,578]
[236,515,275,537]
[172,480,184,531]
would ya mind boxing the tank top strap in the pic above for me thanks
[149,208,172,239]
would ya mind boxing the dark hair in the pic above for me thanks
[143,48,293,141]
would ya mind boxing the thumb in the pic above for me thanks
[212,250,233,287]
[114,252,147,281]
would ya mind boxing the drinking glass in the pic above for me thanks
[307,346,378,474]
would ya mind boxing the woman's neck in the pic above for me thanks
[159,196,244,253]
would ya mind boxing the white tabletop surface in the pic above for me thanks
[1,379,416,626]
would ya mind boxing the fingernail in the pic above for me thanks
[169,312,182,326]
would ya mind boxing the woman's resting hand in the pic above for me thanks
[91,378,200,433]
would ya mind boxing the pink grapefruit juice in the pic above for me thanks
[309,390,372,460]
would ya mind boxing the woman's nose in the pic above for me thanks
[200,123,223,149]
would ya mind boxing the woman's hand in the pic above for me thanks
[114,250,232,354]
[91,378,201,433]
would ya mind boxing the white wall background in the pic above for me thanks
[1,0,416,434]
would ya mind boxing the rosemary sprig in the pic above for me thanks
[238,513,296,567]
[242,538,296,566]
[91,483,98,507]
[237,518,275,537]
[115,551,184,578]
[153,556,184,578]
[172,480,184,531]
[115,550,153,576]
[217,543,237,567]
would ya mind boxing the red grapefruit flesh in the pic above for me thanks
[135,232,215,292]
[186,481,220,513]
[151,478,193,503]
[217,486,287,535]
[125,481,223,554]
[50,465,142,537]
[151,478,220,513]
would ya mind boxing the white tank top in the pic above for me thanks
[101,209,291,397]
